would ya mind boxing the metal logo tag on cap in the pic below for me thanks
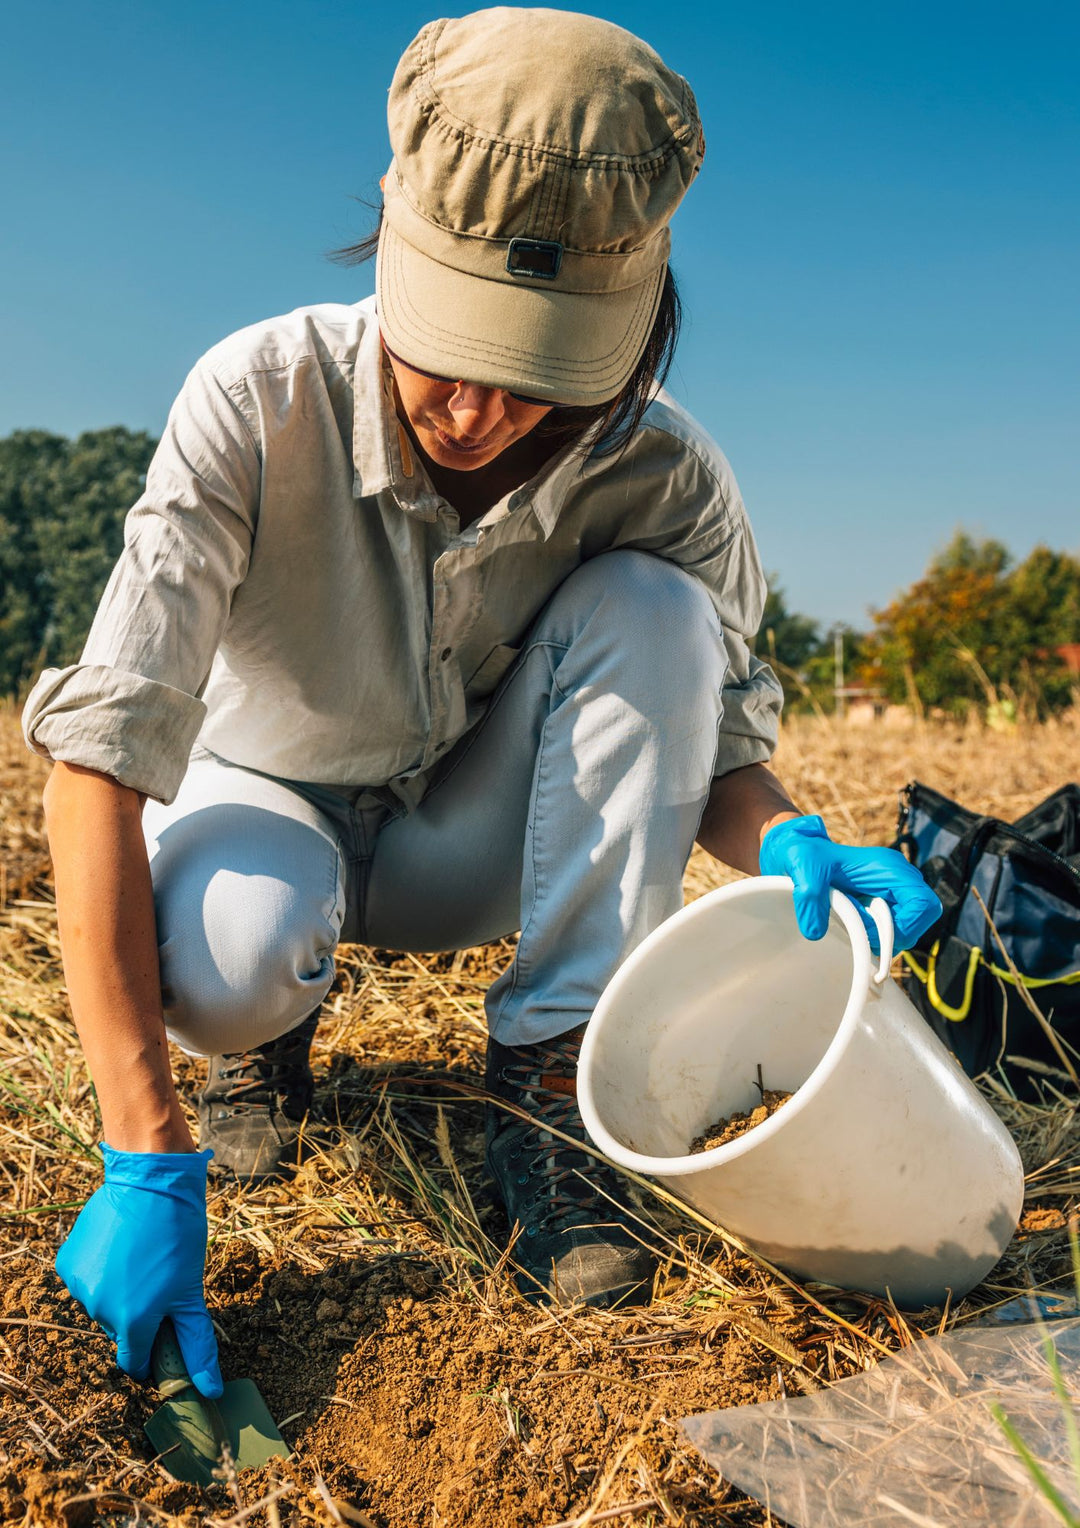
[506,238,563,280]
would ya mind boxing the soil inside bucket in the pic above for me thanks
[690,1090,793,1154]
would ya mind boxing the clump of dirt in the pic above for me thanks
[690,1090,793,1153]
[1020,1205,1067,1233]
[256,1272,792,1528]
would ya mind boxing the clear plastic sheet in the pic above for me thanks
[681,1295,1080,1527]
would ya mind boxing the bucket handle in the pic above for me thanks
[830,891,895,984]
[868,897,894,984]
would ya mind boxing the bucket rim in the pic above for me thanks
[577,878,875,1177]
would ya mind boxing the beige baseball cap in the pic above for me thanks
[376,7,705,406]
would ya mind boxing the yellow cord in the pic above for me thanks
[902,942,1080,1024]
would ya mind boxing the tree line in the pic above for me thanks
[2,427,1077,717]
[762,532,1080,717]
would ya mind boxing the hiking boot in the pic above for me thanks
[485,1027,658,1308]
[197,1012,319,1182]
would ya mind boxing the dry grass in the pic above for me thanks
[1,703,1079,1527]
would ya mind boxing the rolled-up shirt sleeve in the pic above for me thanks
[22,359,258,803]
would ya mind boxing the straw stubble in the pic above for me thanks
[2,703,1079,1526]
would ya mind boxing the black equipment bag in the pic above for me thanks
[893,780,1080,1098]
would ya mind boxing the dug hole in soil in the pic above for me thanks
[0,1145,809,1528]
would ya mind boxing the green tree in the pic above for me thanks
[0,427,156,696]
[35,428,156,666]
[859,532,1080,715]
[755,578,874,714]
[858,532,1009,711]
[997,545,1080,710]
[0,430,67,694]
[803,625,869,711]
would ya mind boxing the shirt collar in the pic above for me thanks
[350,301,446,521]
[351,298,392,500]
[520,433,596,539]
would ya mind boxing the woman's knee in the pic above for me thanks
[533,550,728,717]
[159,871,339,1056]
[146,799,344,1057]
[541,550,725,676]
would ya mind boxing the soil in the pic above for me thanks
[0,1243,804,1527]
[690,1092,793,1154]
[4,711,1080,1526]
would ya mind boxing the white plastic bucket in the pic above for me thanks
[577,877,1024,1308]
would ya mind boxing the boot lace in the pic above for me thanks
[216,1021,315,1112]
[495,1032,624,1236]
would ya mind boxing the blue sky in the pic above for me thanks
[2,1,1076,628]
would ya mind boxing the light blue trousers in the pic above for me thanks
[143,551,728,1056]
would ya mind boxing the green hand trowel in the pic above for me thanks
[145,1319,288,1486]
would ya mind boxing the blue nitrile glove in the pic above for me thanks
[55,1144,222,1398]
[760,814,942,953]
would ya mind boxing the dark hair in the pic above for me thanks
[330,210,681,458]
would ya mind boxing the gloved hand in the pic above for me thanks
[55,1144,222,1398]
[760,813,942,953]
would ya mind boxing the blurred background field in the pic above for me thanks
[2,705,1079,1526]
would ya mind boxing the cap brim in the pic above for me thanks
[376,223,663,407]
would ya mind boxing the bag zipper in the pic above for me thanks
[900,782,1080,892]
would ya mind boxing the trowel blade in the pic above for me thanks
[144,1402,217,1486]
[146,1379,288,1485]
[217,1377,289,1470]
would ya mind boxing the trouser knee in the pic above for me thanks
[534,549,728,734]
[146,800,343,1057]
[544,549,723,667]
[158,895,336,1058]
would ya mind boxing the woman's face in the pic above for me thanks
[383,344,554,473]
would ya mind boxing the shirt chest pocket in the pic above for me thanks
[464,643,522,699]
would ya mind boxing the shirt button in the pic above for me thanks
[440,647,452,661]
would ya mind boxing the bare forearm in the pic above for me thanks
[696,762,801,875]
[43,763,193,1153]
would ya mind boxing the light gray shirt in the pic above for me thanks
[22,296,782,806]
